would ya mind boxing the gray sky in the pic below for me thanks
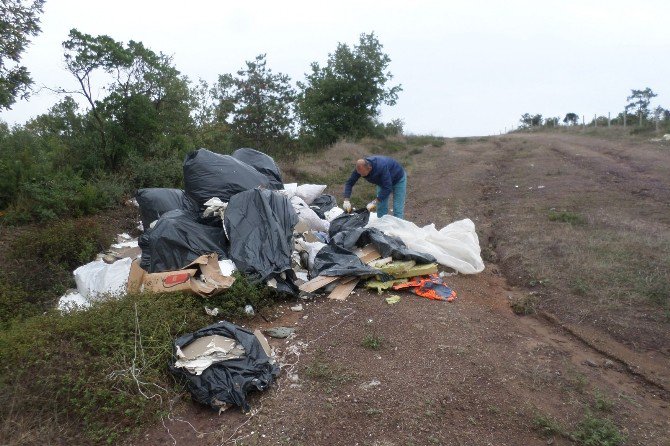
[1,0,669,136]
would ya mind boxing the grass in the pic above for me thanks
[571,413,625,446]
[533,414,565,439]
[361,333,383,350]
[548,210,587,225]
[510,294,537,315]
[304,355,352,389]
[0,274,279,444]
[593,390,614,412]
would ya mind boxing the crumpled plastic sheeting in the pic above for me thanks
[328,209,370,237]
[231,148,284,190]
[290,195,329,232]
[225,189,299,293]
[135,188,199,228]
[74,257,133,299]
[139,210,228,273]
[169,321,279,412]
[331,227,436,264]
[366,216,485,274]
[57,290,90,312]
[311,244,380,278]
[183,148,269,207]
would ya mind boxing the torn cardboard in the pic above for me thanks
[127,253,235,297]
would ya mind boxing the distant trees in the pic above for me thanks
[626,87,657,126]
[563,113,579,125]
[297,32,402,146]
[520,113,543,128]
[0,0,45,109]
[212,54,296,152]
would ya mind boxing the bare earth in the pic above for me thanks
[134,132,670,446]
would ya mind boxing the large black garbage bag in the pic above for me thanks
[231,148,283,190]
[135,188,199,228]
[139,210,228,273]
[225,189,299,293]
[310,194,337,219]
[331,227,437,264]
[311,244,380,278]
[328,209,370,238]
[169,321,279,412]
[183,148,269,207]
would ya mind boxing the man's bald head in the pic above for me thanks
[355,159,372,176]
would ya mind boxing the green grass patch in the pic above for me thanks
[533,414,565,439]
[0,274,279,444]
[361,333,383,350]
[571,413,625,446]
[406,135,445,147]
[548,210,587,225]
[510,294,537,315]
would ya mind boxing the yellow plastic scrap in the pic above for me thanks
[385,295,401,305]
[365,278,408,294]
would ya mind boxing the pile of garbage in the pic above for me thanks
[56,146,485,412]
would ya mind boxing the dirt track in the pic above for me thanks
[136,132,670,446]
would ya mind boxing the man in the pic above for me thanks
[342,155,407,219]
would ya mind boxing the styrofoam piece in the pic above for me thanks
[57,291,91,312]
[324,206,345,222]
[218,259,237,276]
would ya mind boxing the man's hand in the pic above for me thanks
[343,200,352,213]
[366,199,378,212]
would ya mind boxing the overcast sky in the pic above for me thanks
[1,0,668,136]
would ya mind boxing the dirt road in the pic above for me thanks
[137,132,669,446]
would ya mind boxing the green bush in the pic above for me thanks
[571,413,625,446]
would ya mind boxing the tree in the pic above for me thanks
[297,32,402,146]
[563,113,579,125]
[61,29,193,169]
[626,87,657,126]
[520,113,542,128]
[212,54,296,151]
[0,0,45,109]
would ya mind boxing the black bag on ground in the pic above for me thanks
[183,148,269,207]
[328,209,370,238]
[311,244,381,278]
[169,321,279,413]
[231,148,283,190]
[331,227,437,264]
[135,188,199,228]
[309,194,337,219]
[225,189,299,293]
[139,210,228,273]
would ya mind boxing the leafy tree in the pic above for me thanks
[520,113,542,128]
[0,0,45,109]
[61,29,194,170]
[545,117,560,127]
[563,112,579,125]
[297,32,402,146]
[212,54,295,151]
[626,87,657,126]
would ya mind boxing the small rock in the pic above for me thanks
[290,304,304,312]
[244,305,255,316]
[584,358,598,367]
[264,327,295,339]
[603,359,615,369]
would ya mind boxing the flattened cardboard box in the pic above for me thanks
[127,253,235,297]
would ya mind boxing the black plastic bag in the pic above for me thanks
[183,148,269,207]
[231,148,283,190]
[135,188,199,228]
[169,321,279,412]
[139,210,228,273]
[331,227,436,264]
[225,189,299,293]
[328,209,370,238]
[311,244,380,278]
[310,194,337,219]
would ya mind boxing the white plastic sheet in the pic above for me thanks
[324,206,345,222]
[57,291,90,312]
[290,196,330,232]
[74,257,133,299]
[295,184,327,205]
[366,216,485,274]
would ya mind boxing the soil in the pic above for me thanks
[131,132,669,445]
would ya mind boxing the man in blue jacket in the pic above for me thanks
[342,155,407,219]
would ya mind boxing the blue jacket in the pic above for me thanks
[343,155,405,201]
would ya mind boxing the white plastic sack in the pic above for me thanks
[295,184,327,205]
[290,196,330,232]
[74,257,133,299]
[298,239,327,270]
[324,206,345,222]
[366,216,485,274]
[278,183,298,199]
